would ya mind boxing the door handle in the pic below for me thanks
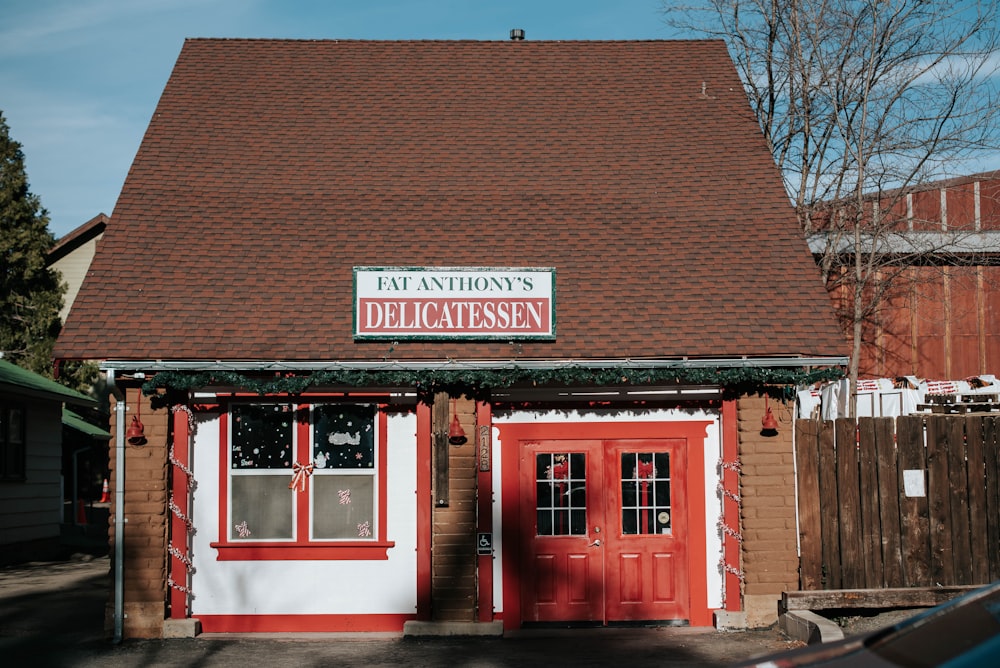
[588,539,602,547]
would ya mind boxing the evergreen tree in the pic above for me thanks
[0,110,65,377]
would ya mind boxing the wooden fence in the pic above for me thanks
[794,415,1000,590]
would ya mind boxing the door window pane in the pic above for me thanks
[621,452,671,535]
[535,452,587,536]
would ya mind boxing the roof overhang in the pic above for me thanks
[491,384,727,403]
[62,408,112,439]
[0,360,96,407]
[99,356,848,375]
[99,357,847,401]
[808,230,1000,257]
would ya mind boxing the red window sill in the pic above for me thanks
[210,541,395,561]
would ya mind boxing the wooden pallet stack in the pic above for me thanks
[917,393,1000,414]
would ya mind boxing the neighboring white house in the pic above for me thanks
[48,213,108,324]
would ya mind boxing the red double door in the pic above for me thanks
[518,437,691,624]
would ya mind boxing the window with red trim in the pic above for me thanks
[212,400,394,560]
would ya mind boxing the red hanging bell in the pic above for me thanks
[449,412,467,445]
[761,395,779,435]
[126,415,147,445]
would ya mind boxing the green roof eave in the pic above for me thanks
[62,408,111,439]
[0,359,96,407]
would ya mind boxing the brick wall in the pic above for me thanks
[107,389,169,638]
[737,394,798,627]
[431,396,477,621]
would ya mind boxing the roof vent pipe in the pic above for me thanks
[510,28,525,40]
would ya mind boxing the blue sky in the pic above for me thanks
[1,0,678,238]
[3,1,997,239]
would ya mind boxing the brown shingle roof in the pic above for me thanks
[55,38,846,364]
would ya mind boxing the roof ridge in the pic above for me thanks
[181,37,725,45]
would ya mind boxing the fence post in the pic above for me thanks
[836,419,864,588]
[858,419,882,588]
[897,415,931,587]
[794,419,823,590]
[818,421,841,589]
[874,417,903,588]
[985,417,1000,582]
[966,416,990,583]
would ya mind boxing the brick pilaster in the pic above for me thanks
[737,394,798,627]
[107,389,169,638]
[431,396,478,621]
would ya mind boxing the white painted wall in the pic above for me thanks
[189,411,418,617]
[185,404,724,619]
[491,407,724,614]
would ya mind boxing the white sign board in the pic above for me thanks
[354,267,555,340]
[903,469,926,498]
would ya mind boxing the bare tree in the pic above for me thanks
[667,0,1000,409]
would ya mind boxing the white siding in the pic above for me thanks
[0,400,63,546]
[51,234,101,323]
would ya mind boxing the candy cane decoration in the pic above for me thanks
[168,544,193,568]
[168,404,197,600]
[717,517,744,543]
[721,561,745,581]
[719,458,742,474]
[167,577,193,595]
[172,404,196,433]
[169,497,193,531]
[169,445,194,481]
[718,457,745,583]
[718,481,741,505]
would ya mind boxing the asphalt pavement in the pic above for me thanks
[0,554,805,667]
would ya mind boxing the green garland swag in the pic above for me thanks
[141,365,844,402]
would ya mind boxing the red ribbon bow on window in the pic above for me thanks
[289,461,314,492]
